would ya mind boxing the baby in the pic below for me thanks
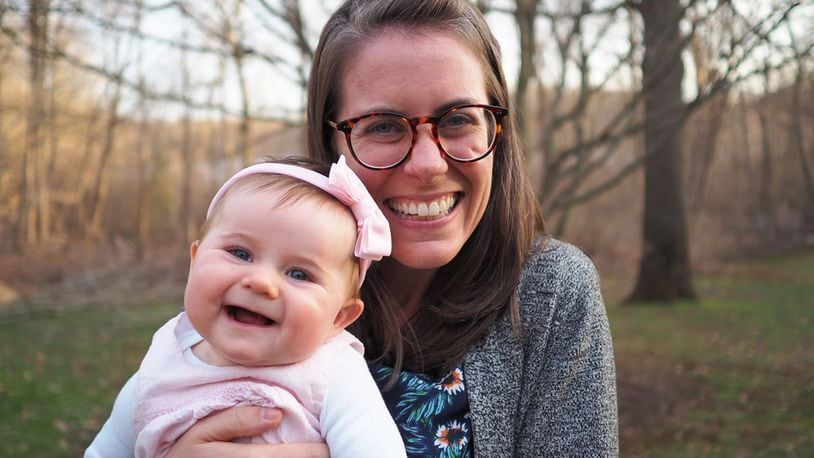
[86,157,405,458]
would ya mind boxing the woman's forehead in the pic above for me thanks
[337,29,488,116]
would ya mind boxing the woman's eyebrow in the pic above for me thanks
[434,97,482,114]
[354,97,483,117]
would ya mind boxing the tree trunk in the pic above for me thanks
[87,78,123,241]
[180,110,194,244]
[42,58,61,241]
[789,61,814,212]
[628,0,697,302]
[786,25,814,235]
[757,101,774,239]
[14,0,50,249]
[178,34,195,245]
[133,0,149,262]
[0,40,9,215]
[513,0,538,150]
[227,0,252,167]
[134,109,150,262]
[689,91,727,215]
[734,92,758,248]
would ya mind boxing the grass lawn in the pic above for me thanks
[1,251,812,456]
[0,303,182,457]
[610,251,814,457]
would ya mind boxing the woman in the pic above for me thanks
[168,0,618,456]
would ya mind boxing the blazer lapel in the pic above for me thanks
[464,310,523,457]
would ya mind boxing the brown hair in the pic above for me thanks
[307,0,543,377]
[198,158,362,296]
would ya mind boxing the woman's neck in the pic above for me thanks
[380,259,437,323]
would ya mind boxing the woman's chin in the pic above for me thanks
[392,244,460,270]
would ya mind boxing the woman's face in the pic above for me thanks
[334,29,493,270]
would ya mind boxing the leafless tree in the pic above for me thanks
[757,63,777,239]
[178,30,196,244]
[0,1,811,296]
[175,0,253,165]
[686,6,732,215]
[12,0,52,249]
[131,0,149,261]
[485,0,808,301]
[87,79,123,235]
[786,22,814,222]
[511,0,539,145]
[627,0,696,302]
[0,8,12,228]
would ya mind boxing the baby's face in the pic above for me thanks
[184,187,359,367]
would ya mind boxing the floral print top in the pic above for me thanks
[369,363,473,458]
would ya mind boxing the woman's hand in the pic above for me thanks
[165,406,329,458]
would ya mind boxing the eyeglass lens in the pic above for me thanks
[349,106,498,169]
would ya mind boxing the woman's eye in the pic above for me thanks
[364,119,406,137]
[228,248,252,262]
[287,268,311,282]
[441,113,475,129]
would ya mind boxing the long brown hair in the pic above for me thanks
[307,0,543,377]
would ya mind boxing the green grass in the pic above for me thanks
[0,303,181,457]
[609,250,814,457]
[1,251,813,457]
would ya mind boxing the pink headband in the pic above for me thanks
[207,156,391,286]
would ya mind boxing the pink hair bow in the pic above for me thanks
[325,156,391,279]
[206,156,391,286]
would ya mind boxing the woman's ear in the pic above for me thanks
[333,298,364,330]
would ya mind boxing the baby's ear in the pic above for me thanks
[189,240,200,261]
[333,298,364,330]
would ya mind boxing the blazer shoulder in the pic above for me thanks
[520,237,600,295]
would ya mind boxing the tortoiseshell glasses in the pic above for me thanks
[327,104,508,170]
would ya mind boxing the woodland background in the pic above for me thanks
[0,0,813,300]
[0,0,813,455]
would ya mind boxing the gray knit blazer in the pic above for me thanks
[464,238,619,457]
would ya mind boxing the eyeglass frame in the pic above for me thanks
[327,103,509,171]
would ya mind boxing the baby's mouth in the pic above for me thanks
[226,305,275,327]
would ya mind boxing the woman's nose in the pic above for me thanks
[402,124,448,178]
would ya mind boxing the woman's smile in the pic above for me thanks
[386,193,459,220]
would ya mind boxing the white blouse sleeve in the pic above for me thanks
[84,373,138,458]
[320,350,406,458]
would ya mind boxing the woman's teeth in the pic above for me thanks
[389,195,457,219]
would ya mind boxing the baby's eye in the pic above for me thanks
[287,268,311,282]
[227,248,252,262]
